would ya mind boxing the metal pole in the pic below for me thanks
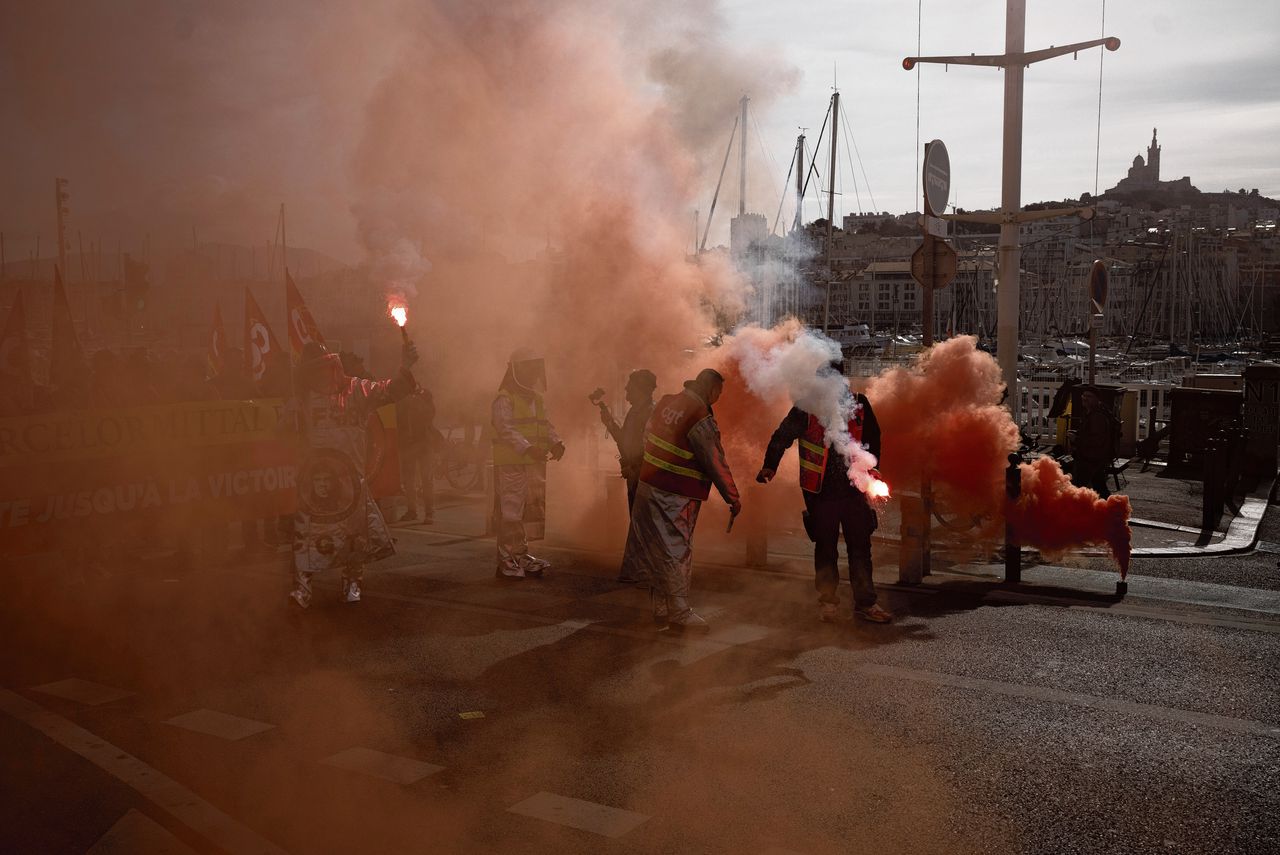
[794,133,805,233]
[823,92,839,334]
[738,95,748,218]
[997,0,1026,417]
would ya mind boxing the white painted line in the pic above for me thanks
[508,791,649,839]
[856,663,1280,739]
[87,809,198,854]
[0,690,286,855]
[164,709,274,741]
[320,747,443,785]
[32,679,132,706]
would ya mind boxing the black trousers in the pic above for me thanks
[804,489,878,608]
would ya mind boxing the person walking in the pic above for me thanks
[756,365,892,624]
[622,368,741,632]
[1070,388,1117,498]
[492,349,564,579]
[397,384,437,524]
[287,339,418,609]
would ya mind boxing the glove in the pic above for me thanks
[755,467,776,484]
[729,499,743,518]
[550,442,566,461]
[523,445,551,462]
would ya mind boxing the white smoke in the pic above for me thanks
[727,325,879,492]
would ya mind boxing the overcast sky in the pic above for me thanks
[722,0,1280,222]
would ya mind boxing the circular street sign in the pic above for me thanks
[1087,259,1109,313]
[923,140,950,216]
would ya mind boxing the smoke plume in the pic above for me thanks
[1008,456,1133,576]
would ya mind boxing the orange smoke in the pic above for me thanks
[866,336,1017,517]
[1008,456,1132,576]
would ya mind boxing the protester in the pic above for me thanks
[621,368,740,632]
[756,363,892,624]
[491,349,564,579]
[286,339,418,608]
[601,369,658,511]
[396,383,437,524]
[1070,388,1118,498]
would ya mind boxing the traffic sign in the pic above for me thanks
[922,140,950,216]
[911,236,957,289]
[1087,259,1108,313]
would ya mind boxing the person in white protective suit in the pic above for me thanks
[621,368,741,632]
[491,349,565,579]
[288,339,418,609]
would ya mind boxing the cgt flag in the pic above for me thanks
[243,288,285,385]
[0,290,32,386]
[208,303,227,377]
[51,266,86,390]
[285,269,326,359]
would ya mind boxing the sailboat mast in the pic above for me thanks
[738,95,749,218]
[826,91,839,262]
[793,133,805,233]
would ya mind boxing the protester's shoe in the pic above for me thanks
[819,601,839,623]
[667,611,711,634]
[854,603,893,624]
[496,563,525,580]
[342,578,362,604]
[289,588,311,610]
[522,555,550,578]
[652,597,669,628]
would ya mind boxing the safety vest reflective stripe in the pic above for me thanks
[642,451,709,481]
[799,409,864,493]
[639,392,713,501]
[646,432,695,459]
[493,391,549,465]
[799,457,825,473]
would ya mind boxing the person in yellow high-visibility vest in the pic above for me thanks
[492,349,564,579]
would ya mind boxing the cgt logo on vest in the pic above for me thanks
[661,405,685,426]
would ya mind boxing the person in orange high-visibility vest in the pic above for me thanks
[757,363,892,624]
[492,349,564,579]
[621,368,741,632]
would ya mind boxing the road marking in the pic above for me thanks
[0,689,287,855]
[507,791,649,838]
[32,678,132,706]
[320,747,443,785]
[855,663,1280,739]
[164,709,275,741]
[87,809,197,854]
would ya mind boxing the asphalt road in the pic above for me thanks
[2,521,1278,854]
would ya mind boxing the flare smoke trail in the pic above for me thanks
[722,323,879,492]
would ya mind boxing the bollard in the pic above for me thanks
[1004,452,1022,584]
[1200,435,1227,538]
[897,494,925,584]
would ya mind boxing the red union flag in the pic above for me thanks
[285,269,326,358]
[243,288,283,384]
[208,303,227,376]
[0,289,32,385]
[51,266,86,389]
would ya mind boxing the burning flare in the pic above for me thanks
[389,304,408,327]
[867,477,890,501]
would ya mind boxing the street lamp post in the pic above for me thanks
[903,0,1119,417]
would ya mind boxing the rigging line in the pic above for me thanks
[799,101,833,223]
[751,112,785,230]
[838,104,864,214]
[699,116,739,252]
[771,144,797,236]
[839,98,879,213]
[1091,0,1107,245]
[915,0,922,207]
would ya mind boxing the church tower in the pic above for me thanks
[1147,128,1161,182]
